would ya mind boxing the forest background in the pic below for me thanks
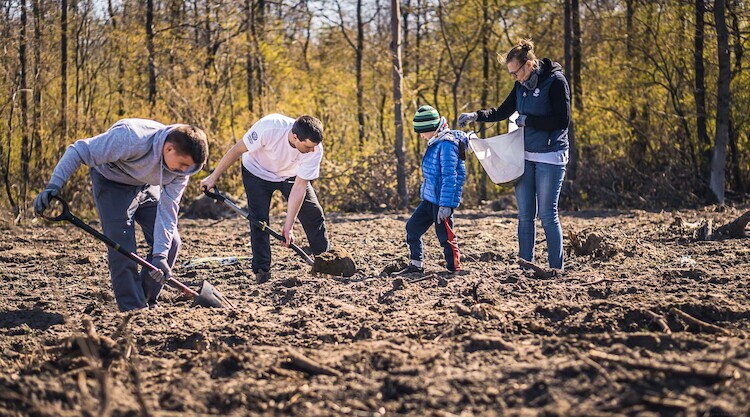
[0,0,748,218]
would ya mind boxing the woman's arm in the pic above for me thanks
[475,85,517,123]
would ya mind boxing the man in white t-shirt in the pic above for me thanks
[200,114,329,283]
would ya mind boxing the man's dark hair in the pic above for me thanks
[292,115,324,144]
[166,125,209,166]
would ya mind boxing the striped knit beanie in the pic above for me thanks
[413,105,440,133]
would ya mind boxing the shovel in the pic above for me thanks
[40,195,235,309]
[202,186,315,266]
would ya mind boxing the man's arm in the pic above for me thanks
[199,139,248,190]
[281,177,309,246]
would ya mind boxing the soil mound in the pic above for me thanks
[313,246,357,277]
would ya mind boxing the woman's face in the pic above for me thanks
[507,59,531,83]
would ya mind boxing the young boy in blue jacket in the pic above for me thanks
[33,119,209,311]
[395,106,467,275]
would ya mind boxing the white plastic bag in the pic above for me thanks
[469,127,525,184]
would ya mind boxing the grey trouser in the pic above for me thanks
[90,169,180,311]
[242,166,329,274]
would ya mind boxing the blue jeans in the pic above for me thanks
[405,201,460,271]
[515,160,566,269]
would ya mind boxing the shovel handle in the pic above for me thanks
[41,196,199,298]
[203,186,316,266]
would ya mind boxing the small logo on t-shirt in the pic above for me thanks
[249,131,258,143]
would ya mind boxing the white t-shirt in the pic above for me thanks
[241,114,323,182]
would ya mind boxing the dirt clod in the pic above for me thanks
[313,246,357,277]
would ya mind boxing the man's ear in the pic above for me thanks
[163,141,175,154]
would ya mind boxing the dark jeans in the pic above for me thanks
[90,169,180,311]
[515,160,566,269]
[242,166,329,273]
[405,200,460,271]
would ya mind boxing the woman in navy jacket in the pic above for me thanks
[459,39,570,270]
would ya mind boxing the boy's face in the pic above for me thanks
[291,134,319,154]
[163,142,196,173]
[419,131,437,140]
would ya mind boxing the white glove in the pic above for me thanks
[437,206,452,223]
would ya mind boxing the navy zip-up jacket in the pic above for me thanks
[476,58,570,153]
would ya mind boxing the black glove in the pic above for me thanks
[148,255,171,285]
[33,185,60,214]
[458,112,478,128]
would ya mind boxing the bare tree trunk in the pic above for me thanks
[415,0,421,98]
[571,0,583,112]
[108,0,125,117]
[478,0,489,203]
[61,0,68,152]
[392,0,408,208]
[146,0,156,109]
[710,0,730,204]
[727,0,744,193]
[31,0,42,173]
[245,0,254,112]
[356,0,365,148]
[564,0,572,78]
[401,0,409,75]
[564,0,578,181]
[73,0,81,134]
[257,0,265,114]
[694,0,710,180]
[20,0,30,208]
[4,94,18,212]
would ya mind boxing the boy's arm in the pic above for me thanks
[199,138,249,190]
[438,143,460,208]
[153,175,189,258]
[281,177,309,246]
[48,124,137,189]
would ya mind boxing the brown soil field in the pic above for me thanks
[2,204,750,416]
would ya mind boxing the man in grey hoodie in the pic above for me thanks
[33,119,209,311]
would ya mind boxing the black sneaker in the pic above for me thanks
[392,264,425,276]
[255,270,271,284]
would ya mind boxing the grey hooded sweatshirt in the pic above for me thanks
[48,119,203,257]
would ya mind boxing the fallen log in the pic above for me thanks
[714,209,750,238]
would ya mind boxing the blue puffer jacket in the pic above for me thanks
[420,118,467,208]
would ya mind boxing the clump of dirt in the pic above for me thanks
[182,195,239,219]
[313,246,357,277]
[567,227,628,258]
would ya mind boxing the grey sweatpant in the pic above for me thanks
[90,169,180,311]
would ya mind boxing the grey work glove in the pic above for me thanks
[515,114,528,127]
[148,255,171,285]
[437,206,452,223]
[458,112,478,128]
[33,185,60,214]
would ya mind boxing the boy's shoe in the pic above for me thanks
[440,268,469,277]
[392,264,425,276]
[255,270,271,284]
